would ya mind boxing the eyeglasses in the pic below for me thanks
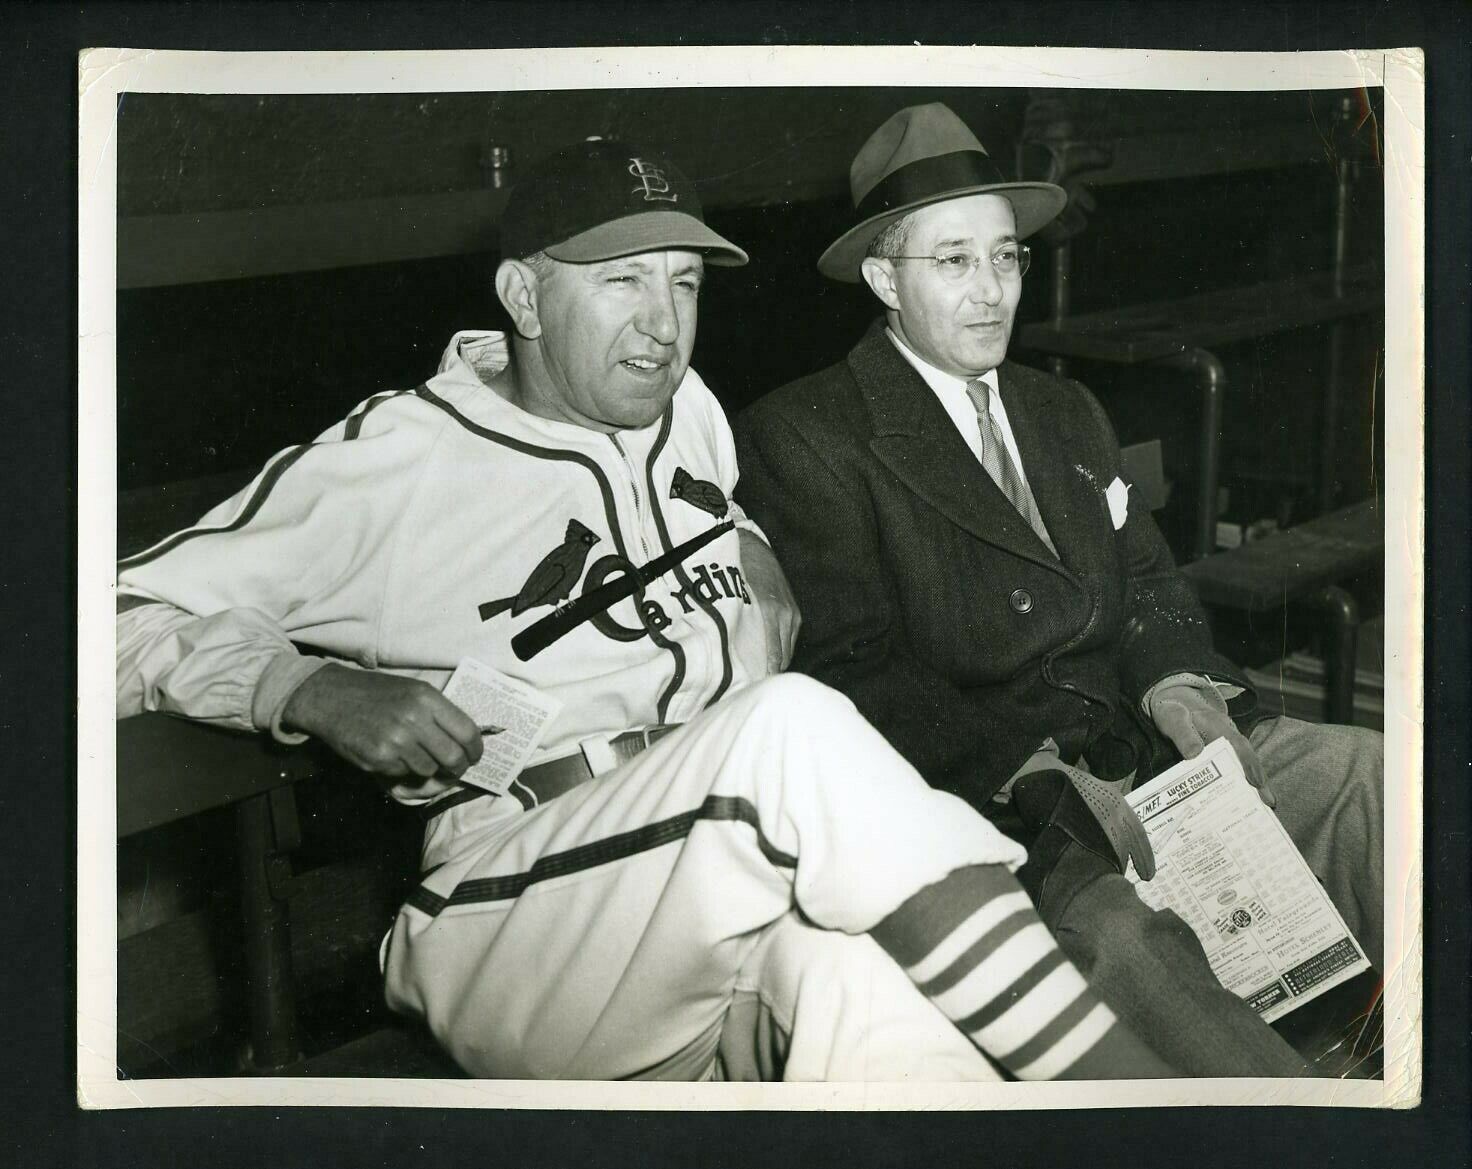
[888,244,1031,283]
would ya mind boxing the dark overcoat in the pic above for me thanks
[734,320,1255,809]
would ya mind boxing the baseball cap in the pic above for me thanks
[498,138,749,267]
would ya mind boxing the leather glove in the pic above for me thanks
[1012,753,1157,882]
[1149,677,1275,808]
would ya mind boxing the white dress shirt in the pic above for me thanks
[885,327,1040,498]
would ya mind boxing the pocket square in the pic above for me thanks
[1106,476,1130,530]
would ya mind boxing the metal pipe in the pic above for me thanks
[1319,320,1347,513]
[1332,94,1356,297]
[1309,584,1360,725]
[1318,95,1358,513]
[1048,241,1071,380]
[1158,346,1225,562]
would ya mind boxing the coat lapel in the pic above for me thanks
[997,361,1116,583]
[847,322,1071,578]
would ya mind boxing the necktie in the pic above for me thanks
[965,377,1058,556]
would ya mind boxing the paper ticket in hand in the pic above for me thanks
[441,657,563,795]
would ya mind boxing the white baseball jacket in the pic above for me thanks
[117,331,770,804]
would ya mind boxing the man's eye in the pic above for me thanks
[607,274,638,285]
[936,254,973,269]
[675,280,701,294]
[994,248,1020,264]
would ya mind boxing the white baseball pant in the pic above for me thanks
[382,673,1024,1080]
[713,913,1001,1081]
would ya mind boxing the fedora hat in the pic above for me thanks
[818,103,1067,282]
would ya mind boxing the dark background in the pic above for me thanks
[4,2,1469,1168]
[115,85,1384,569]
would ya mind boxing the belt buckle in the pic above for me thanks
[584,725,679,776]
[579,735,622,777]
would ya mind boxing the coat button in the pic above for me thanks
[1009,588,1034,614]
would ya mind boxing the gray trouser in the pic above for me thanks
[1040,716,1384,1077]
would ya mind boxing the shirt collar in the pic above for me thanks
[432,329,676,448]
[439,329,510,381]
[885,326,999,406]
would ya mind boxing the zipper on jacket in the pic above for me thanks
[608,433,653,562]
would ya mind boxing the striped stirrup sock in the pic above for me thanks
[871,864,1151,1079]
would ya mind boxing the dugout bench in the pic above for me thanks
[1180,498,1383,726]
[117,712,463,1077]
[118,714,318,1071]
[118,473,459,1078]
[1119,442,1383,727]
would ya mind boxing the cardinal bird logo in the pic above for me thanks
[478,519,601,621]
[669,467,729,518]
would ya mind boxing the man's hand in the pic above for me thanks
[282,663,485,784]
[1149,679,1275,808]
[737,529,802,673]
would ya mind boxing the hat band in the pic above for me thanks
[855,149,1009,221]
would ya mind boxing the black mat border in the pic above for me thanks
[5,2,1467,1166]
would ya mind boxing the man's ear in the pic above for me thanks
[859,256,901,312]
[496,260,543,340]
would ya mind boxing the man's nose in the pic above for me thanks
[635,284,680,346]
[966,260,1005,307]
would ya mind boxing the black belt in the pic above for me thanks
[419,725,682,821]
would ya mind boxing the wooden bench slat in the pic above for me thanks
[1019,268,1381,365]
[1182,499,1382,612]
[117,713,321,838]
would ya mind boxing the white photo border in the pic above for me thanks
[77,44,1424,1111]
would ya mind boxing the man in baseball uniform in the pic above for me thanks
[117,138,1177,1082]
[734,104,1385,1077]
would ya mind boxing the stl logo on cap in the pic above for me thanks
[628,157,678,204]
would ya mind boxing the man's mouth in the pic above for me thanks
[621,357,665,373]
